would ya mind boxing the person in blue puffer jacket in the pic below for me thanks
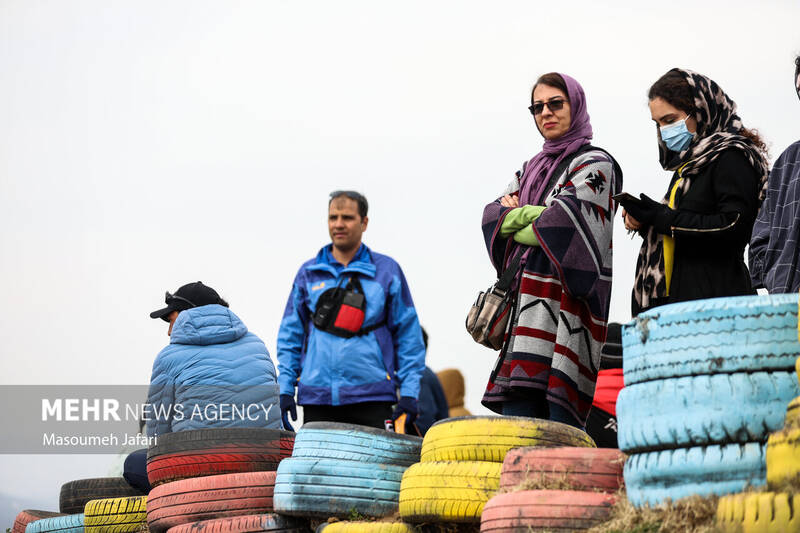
[277,191,426,432]
[126,282,281,492]
[145,281,281,436]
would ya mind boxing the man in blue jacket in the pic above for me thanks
[750,55,800,292]
[277,191,426,431]
[124,281,281,492]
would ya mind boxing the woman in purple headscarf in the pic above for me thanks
[480,73,622,428]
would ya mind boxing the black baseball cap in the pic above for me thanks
[150,281,228,321]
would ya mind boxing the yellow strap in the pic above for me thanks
[663,162,691,295]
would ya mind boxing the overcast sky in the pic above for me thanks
[1,0,798,519]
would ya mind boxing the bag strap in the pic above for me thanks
[345,275,363,293]
[345,274,387,336]
[496,248,525,292]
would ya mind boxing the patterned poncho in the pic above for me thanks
[481,148,621,425]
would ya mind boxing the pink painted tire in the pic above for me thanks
[12,510,65,533]
[480,490,616,532]
[500,447,624,492]
[165,513,308,532]
[147,472,276,533]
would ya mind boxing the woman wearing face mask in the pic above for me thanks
[622,69,769,315]
[481,73,622,429]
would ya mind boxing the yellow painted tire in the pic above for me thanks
[785,397,800,430]
[84,496,147,532]
[420,416,595,463]
[796,354,800,385]
[398,461,501,523]
[766,426,800,487]
[322,522,417,532]
[717,492,800,532]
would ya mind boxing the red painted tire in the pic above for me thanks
[147,471,277,533]
[12,510,65,533]
[165,513,308,533]
[147,428,294,487]
[480,490,617,532]
[500,447,624,492]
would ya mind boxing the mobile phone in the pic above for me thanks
[612,192,643,207]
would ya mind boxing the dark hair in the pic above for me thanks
[648,71,768,156]
[795,54,800,79]
[531,72,568,103]
[329,190,368,218]
[421,327,428,349]
[648,71,695,115]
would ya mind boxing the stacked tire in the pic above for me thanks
[480,447,622,532]
[143,427,305,532]
[617,294,800,507]
[14,476,150,533]
[24,514,84,533]
[84,495,147,532]
[717,357,800,532]
[398,416,595,525]
[146,428,295,486]
[60,478,146,515]
[12,511,67,533]
[274,422,421,521]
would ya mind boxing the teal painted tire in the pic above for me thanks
[617,371,799,452]
[624,443,766,507]
[622,294,799,385]
[293,422,421,467]
[26,514,84,533]
[274,457,405,518]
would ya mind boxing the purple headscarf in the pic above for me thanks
[518,73,594,206]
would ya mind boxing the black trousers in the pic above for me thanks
[123,448,151,493]
[585,406,618,448]
[302,401,393,429]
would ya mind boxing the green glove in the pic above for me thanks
[499,205,546,238]
[513,225,540,246]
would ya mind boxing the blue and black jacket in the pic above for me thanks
[277,244,425,405]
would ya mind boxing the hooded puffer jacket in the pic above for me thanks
[146,304,281,436]
[436,368,471,418]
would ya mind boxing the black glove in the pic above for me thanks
[280,394,297,432]
[624,194,676,234]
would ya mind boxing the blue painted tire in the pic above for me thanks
[273,457,405,518]
[618,371,799,452]
[622,294,799,385]
[624,443,766,507]
[26,514,84,533]
[293,422,421,467]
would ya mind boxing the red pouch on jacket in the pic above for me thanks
[333,291,366,332]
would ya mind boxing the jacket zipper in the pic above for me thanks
[670,213,739,237]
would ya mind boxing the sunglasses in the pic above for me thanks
[165,291,196,308]
[528,98,568,116]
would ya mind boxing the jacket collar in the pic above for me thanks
[170,304,248,346]
[307,243,376,278]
